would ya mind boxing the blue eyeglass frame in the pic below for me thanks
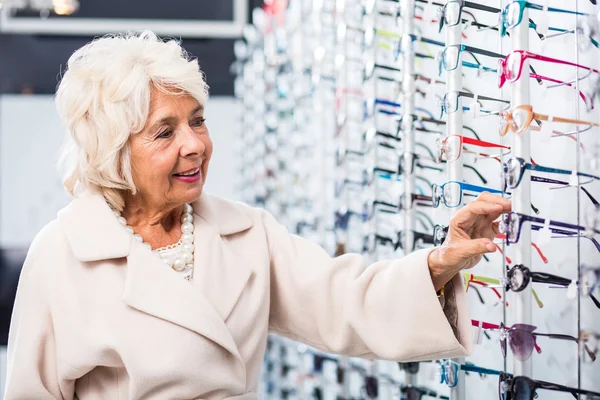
[432,181,503,208]
[503,157,600,189]
[440,360,506,388]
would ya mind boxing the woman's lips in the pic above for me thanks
[173,166,202,183]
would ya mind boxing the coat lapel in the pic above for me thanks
[122,238,244,360]
[58,190,255,365]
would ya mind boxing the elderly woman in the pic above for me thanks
[4,32,509,399]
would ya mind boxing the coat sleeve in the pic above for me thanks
[4,225,75,400]
[262,210,472,362]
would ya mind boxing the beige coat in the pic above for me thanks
[4,190,472,400]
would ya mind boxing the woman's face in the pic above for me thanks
[128,87,212,210]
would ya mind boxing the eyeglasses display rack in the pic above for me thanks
[232,0,600,398]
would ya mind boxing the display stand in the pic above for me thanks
[510,2,533,379]
[400,0,418,387]
[444,0,465,398]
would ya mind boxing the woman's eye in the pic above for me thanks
[157,130,173,139]
[193,117,206,127]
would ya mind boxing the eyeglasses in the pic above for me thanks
[400,385,449,400]
[435,225,550,263]
[498,372,600,400]
[505,264,600,310]
[498,105,599,137]
[436,134,510,163]
[501,211,600,245]
[438,91,510,118]
[498,50,598,104]
[472,320,587,361]
[580,331,600,364]
[463,271,545,308]
[505,264,565,292]
[499,0,589,38]
[502,157,600,190]
[583,265,600,298]
[438,44,504,74]
[530,175,600,208]
[432,181,503,208]
[397,230,435,252]
[439,359,504,388]
[398,153,443,175]
[436,0,498,32]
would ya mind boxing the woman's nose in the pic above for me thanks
[179,126,205,157]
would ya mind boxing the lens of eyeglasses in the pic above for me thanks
[445,91,459,114]
[510,107,529,133]
[584,204,600,232]
[504,2,522,29]
[506,213,519,243]
[445,135,461,162]
[442,46,460,71]
[504,157,521,189]
[584,332,599,357]
[506,51,521,82]
[443,181,461,207]
[498,110,510,136]
[499,324,508,357]
[445,362,458,387]
[509,266,527,292]
[498,372,510,400]
[435,137,445,163]
[432,184,442,208]
[513,377,534,400]
[509,324,537,361]
[433,225,447,246]
[582,267,599,297]
[445,1,461,26]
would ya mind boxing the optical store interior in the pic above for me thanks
[1,0,600,399]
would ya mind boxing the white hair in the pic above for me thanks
[56,31,209,211]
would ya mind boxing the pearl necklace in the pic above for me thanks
[112,203,195,274]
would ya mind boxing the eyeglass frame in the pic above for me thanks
[502,156,600,190]
[432,181,503,208]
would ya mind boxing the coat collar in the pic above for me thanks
[57,190,255,378]
[57,190,254,262]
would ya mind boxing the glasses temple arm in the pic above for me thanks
[526,51,600,74]
[463,164,488,184]
[461,136,510,149]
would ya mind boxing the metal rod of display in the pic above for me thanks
[510,2,533,379]
[444,0,465,398]
[574,0,582,391]
[401,0,418,387]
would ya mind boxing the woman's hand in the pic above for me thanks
[428,192,512,291]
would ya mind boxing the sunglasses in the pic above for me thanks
[502,157,600,190]
[472,320,585,361]
[499,372,600,400]
[498,105,599,137]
